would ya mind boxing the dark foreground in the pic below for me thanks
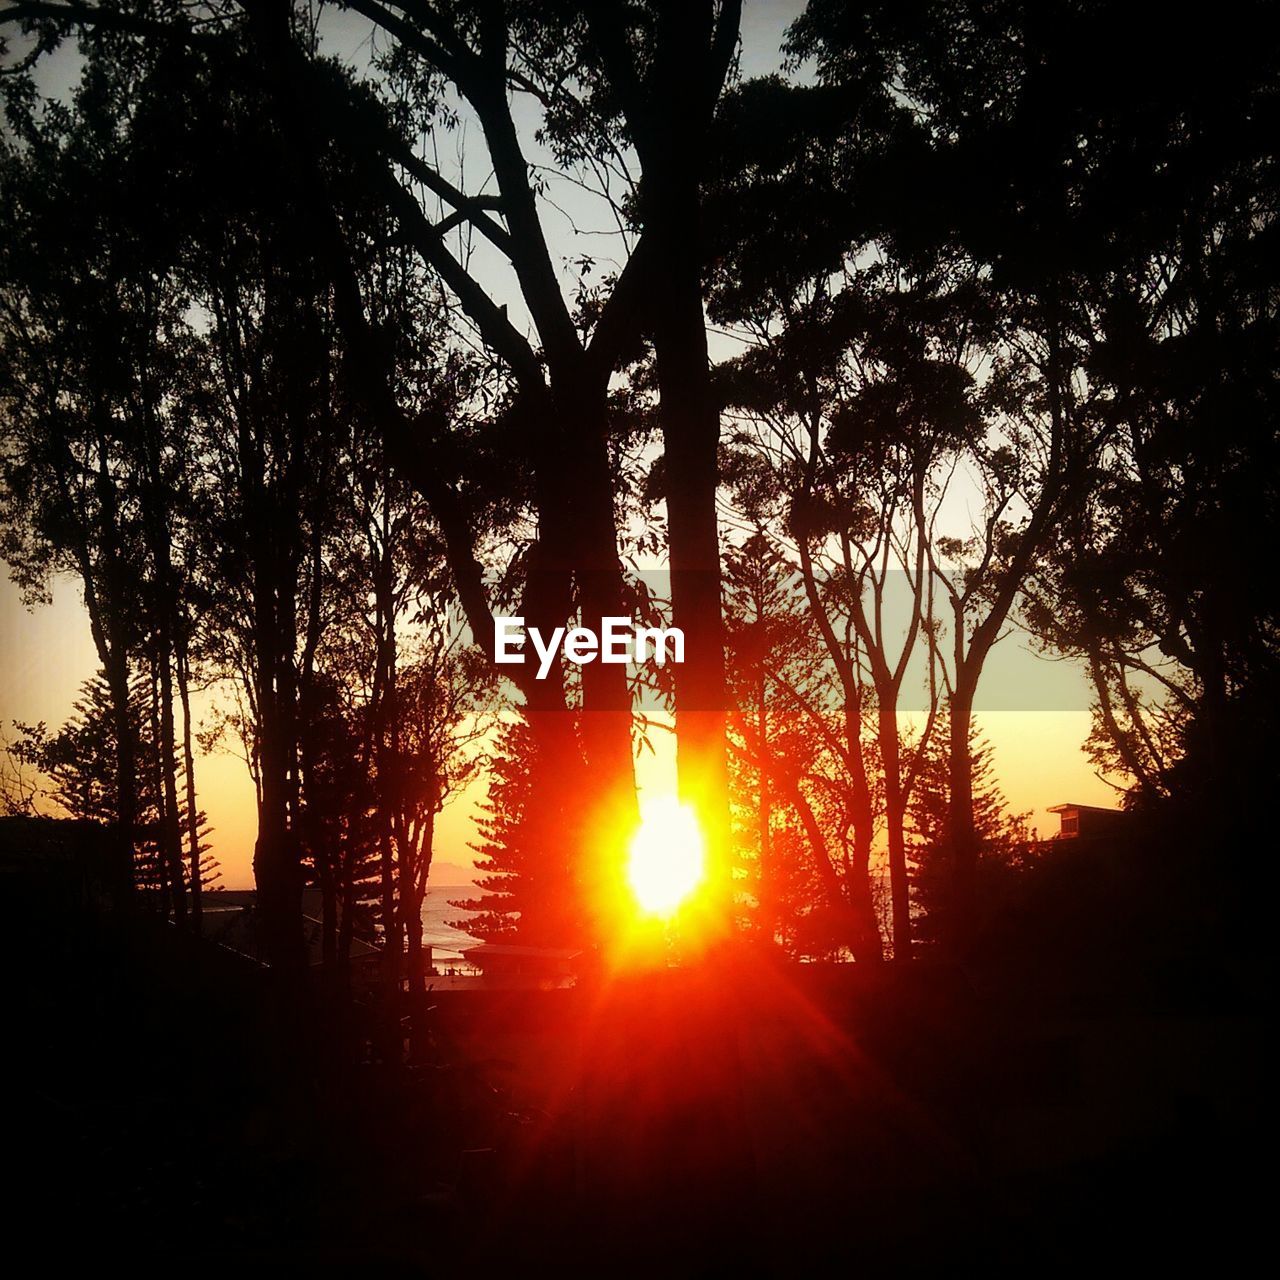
[4,852,1269,1275]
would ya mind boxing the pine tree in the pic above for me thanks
[908,717,1031,946]
[448,715,582,948]
[25,672,220,900]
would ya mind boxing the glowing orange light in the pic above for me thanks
[626,797,706,917]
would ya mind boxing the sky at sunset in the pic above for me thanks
[0,6,1261,1266]
[1,569,1119,889]
[0,0,1123,890]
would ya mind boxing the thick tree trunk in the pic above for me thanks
[630,2,734,939]
[516,535,584,946]
[541,379,638,948]
[841,705,885,963]
[846,817,884,964]
[650,198,731,935]
[254,708,304,972]
[296,725,334,966]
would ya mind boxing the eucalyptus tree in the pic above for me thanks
[788,0,1280,945]
[3,0,751,945]
[0,45,201,906]
[237,0,748,941]
[705,27,1106,955]
[176,66,360,970]
[1017,29,1280,811]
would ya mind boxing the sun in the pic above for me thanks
[626,797,706,917]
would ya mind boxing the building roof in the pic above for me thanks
[1046,803,1124,816]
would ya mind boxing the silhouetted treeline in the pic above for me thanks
[1,1,1277,982]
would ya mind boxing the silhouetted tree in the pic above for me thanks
[0,47,189,898]
[723,531,884,959]
[2,0,754,944]
[908,717,1030,947]
[779,0,1221,947]
[450,715,584,948]
[16,673,220,897]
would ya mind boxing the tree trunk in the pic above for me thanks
[318,859,338,966]
[846,815,884,964]
[650,190,731,935]
[756,679,774,943]
[948,684,978,954]
[254,707,304,972]
[379,822,401,992]
[338,845,356,969]
[103,645,138,892]
[628,3,734,938]
[176,636,202,924]
[253,549,304,971]
[405,807,436,1000]
[155,626,187,925]
[797,544,884,963]
[878,705,912,961]
[405,904,426,997]
[375,546,404,1040]
[542,378,638,948]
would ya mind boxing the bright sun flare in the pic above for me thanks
[626,797,706,917]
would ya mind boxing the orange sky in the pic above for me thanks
[1,570,1119,890]
[0,0,1126,891]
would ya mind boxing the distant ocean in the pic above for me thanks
[421,884,480,957]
